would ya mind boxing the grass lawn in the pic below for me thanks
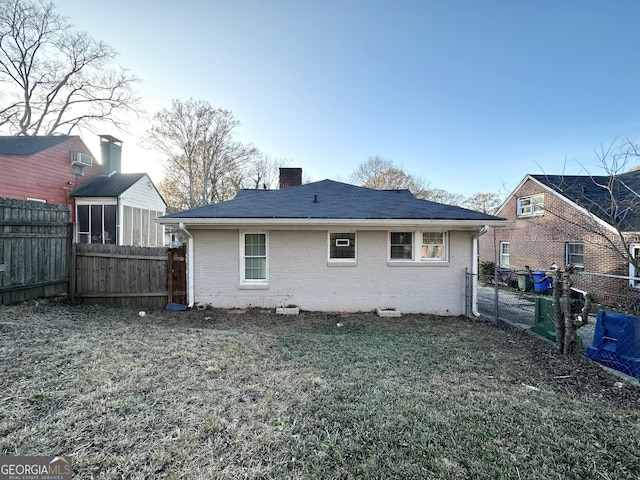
[1,303,639,479]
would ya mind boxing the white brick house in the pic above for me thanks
[159,177,506,314]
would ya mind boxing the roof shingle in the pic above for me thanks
[531,171,640,231]
[163,179,503,221]
[71,173,146,197]
[0,135,74,155]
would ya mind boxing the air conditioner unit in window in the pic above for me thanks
[71,151,93,167]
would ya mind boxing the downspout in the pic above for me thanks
[178,222,195,308]
[471,225,490,316]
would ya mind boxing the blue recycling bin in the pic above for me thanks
[532,270,552,293]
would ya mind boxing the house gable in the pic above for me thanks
[480,175,633,282]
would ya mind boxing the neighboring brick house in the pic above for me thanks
[0,135,101,208]
[479,172,640,302]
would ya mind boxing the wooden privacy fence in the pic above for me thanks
[72,244,187,309]
[0,198,72,305]
[0,197,187,308]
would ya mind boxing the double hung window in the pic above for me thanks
[242,233,267,282]
[389,231,448,262]
[517,194,544,217]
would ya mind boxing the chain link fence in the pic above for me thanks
[466,268,640,379]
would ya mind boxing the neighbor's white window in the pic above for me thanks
[242,232,268,282]
[421,232,447,261]
[390,232,413,259]
[565,243,584,267]
[499,241,510,267]
[630,245,640,288]
[329,232,356,260]
[517,194,544,217]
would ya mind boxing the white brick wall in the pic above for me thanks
[191,228,473,314]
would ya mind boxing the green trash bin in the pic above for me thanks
[518,273,532,292]
[531,297,584,350]
[532,297,555,341]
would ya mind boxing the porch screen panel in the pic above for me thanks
[104,205,117,244]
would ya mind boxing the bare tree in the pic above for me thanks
[146,98,259,212]
[426,188,465,206]
[245,154,291,190]
[463,192,503,214]
[0,0,140,135]
[537,140,640,273]
[350,155,463,204]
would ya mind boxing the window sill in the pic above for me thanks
[327,261,358,267]
[387,261,449,267]
[517,212,544,218]
[239,283,269,290]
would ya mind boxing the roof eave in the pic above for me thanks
[157,217,510,229]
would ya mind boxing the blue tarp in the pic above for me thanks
[586,310,640,379]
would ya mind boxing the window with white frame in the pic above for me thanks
[390,231,449,262]
[630,245,640,287]
[565,243,584,267]
[329,232,356,260]
[517,194,544,217]
[421,232,446,260]
[242,232,267,282]
[499,241,510,267]
[390,232,413,259]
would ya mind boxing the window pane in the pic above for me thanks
[422,232,444,260]
[104,205,117,244]
[90,205,103,243]
[566,243,583,265]
[245,258,266,279]
[330,233,356,259]
[77,205,89,233]
[390,232,412,259]
[244,233,266,280]
[245,234,266,256]
[500,242,510,267]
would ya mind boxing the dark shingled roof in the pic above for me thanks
[531,171,640,231]
[71,173,146,197]
[163,179,503,221]
[0,135,74,155]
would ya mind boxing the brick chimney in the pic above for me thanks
[100,135,122,175]
[279,167,302,189]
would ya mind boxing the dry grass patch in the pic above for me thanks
[0,304,638,479]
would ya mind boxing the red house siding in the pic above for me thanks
[0,137,100,209]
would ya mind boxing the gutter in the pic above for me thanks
[178,222,195,308]
[471,225,490,317]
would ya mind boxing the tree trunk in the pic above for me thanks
[552,269,564,353]
[561,268,579,355]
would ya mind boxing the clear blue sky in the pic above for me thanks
[53,0,640,197]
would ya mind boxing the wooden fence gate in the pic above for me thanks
[167,245,187,305]
[73,244,187,309]
[0,198,72,305]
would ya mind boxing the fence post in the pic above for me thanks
[464,267,469,317]
[494,266,500,325]
[69,242,77,304]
